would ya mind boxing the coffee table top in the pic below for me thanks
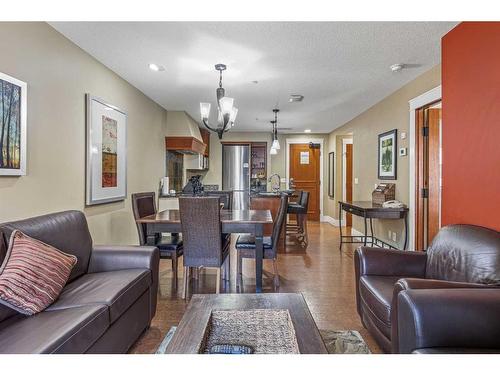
[165,293,327,354]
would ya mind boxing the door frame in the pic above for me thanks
[408,85,441,250]
[285,138,324,221]
[342,138,353,223]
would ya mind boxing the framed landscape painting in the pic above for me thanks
[378,129,397,180]
[0,72,27,176]
[86,94,127,205]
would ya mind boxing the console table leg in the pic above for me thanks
[369,218,374,246]
[363,213,367,246]
[403,213,408,250]
[338,202,343,251]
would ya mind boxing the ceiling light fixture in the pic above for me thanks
[149,63,165,72]
[304,129,311,133]
[390,63,404,73]
[200,64,238,139]
[289,94,304,103]
[270,109,281,154]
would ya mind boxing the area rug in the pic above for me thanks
[156,327,370,354]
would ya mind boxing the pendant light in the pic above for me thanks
[271,109,281,150]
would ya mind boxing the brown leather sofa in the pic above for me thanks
[354,224,500,353]
[0,210,159,353]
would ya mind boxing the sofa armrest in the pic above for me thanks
[88,245,160,321]
[354,247,427,278]
[397,289,500,353]
[391,278,493,352]
[88,245,159,274]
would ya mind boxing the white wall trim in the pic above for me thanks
[408,85,441,250]
[285,138,324,219]
[351,228,364,237]
[341,138,353,222]
[322,215,340,226]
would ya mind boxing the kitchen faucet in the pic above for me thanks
[269,174,281,192]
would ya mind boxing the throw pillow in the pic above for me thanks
[0,230,77,315]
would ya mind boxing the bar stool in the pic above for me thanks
[286,191,309,246]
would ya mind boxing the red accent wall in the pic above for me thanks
[442,22,500,231]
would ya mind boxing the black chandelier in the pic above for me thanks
[270,108,280,155]
[200,64,238,139]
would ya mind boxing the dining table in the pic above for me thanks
[135,209,274,293]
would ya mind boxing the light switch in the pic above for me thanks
[392,232,397,242]
[354,178,359,184]
[401,132,407,140]
[399,147,407,157]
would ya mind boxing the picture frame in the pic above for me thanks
[378,129,397,180]
[328,151,335,197]
[0,72,27,176]
[86,94,127,205]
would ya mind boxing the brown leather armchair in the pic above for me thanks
[354,224,500,353]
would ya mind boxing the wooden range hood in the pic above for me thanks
[165,136,206,155]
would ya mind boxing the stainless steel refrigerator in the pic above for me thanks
[222,144,250,210]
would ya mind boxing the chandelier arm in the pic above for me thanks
[202,118,219,133]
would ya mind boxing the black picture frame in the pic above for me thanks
[328,152,335,197]
[378,129,397,180]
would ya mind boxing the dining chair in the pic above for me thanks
[132,192,183,288]
[235,193,288,291]
[179,196,231,299]
[205,190,233,210]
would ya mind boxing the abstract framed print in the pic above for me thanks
[0,72,27,176]
[86,94,127,205]
[378,129,397,180]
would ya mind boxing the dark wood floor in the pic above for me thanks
[130,222,382,353]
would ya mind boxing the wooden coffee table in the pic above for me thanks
[165,293,327,354]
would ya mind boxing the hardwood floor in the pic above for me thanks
[130,221,382,353]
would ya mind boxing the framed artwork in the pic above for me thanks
[328,152,334,197]
[378,129,397,180]
[0,72,27,176]
[86,94,127,205]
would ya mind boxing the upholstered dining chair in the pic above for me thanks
[235,193,288,291]
[205,190,234,210]
[179,196,231,299]
[132,192,183,288]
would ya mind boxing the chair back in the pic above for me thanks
[131,192,157,246]
[299,191,310,210]
[179,196,223,268]
[426,224,500,284]
[205,190,233,210]
[271,193,289,253]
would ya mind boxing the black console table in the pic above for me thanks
[338,201,409,251]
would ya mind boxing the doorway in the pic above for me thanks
[289,143,321,221]
[342,138,353,226]
[415,101,442,250]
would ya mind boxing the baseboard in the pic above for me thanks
[351,228,364,237]
[321,215,340,227]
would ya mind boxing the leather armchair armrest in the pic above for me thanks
[391,278,493,353]
[354,247,427,277]
[88,245,160,321]
[397,289,500,354]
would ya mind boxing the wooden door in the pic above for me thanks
[345,143,353,226]
[289,144,321,221]
[416,106,442,250]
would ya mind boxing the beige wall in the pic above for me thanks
[326,65,441,248]
[0,22,168,245]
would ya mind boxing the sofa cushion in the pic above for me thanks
[359,276,400,328]
[0,211,93,282]
[0,231,77,315]
[47,269,151,323]
[426,224,500,284]
[0,304,108,353]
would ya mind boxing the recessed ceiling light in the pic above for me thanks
[252,80,259,84]
[390,63,404,73]
[289,94,304,103]
[304,129,311,133]
[149,63,165,72]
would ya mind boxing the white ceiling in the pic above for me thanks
[50,22,456,133]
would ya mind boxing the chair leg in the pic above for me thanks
[236,252,242,290]
[272,259,280,289]
[182,266,189,299]
[172,255,178,290]
[216,268,221,294]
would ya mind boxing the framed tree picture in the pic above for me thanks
[86,94,127,205]
[328,152,335,197]
[0,72,27,176]
[378,129,397,180]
